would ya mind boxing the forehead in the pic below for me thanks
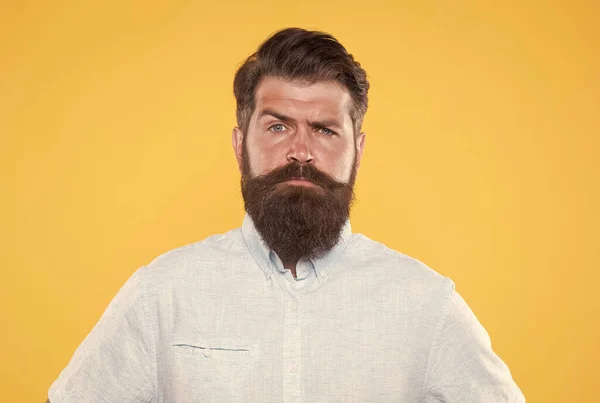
[253,77,352,122]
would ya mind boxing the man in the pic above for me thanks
[47,28,525,402]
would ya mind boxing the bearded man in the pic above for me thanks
[47,28,525,403]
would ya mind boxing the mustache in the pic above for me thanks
[249,162,346,189]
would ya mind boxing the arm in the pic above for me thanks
[47,268,156,402]
[423,290,525,402]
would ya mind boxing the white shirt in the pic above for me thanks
[49,214,525,402]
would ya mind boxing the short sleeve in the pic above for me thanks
[48,268,157,402]
[423,290,525,403]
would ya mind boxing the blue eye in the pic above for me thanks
[268,124,286,133]
[319,127,335,135]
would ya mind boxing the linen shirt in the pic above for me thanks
[49,215,525,402]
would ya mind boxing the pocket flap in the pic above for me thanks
[172,335,250,357]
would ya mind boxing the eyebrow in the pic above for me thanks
[258,108,294,124]
[258,108,343,130]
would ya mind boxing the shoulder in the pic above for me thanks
[343,233,455,302]
[133,227,248,287]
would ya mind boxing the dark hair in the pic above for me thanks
[234,28,369,135]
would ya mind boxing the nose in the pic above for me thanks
[287,127,314,164]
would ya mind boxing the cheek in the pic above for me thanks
[247,140,288,176]
[318,145,356,182]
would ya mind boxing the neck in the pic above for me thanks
[282,259,298,278]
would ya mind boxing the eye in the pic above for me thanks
[318,127,336,136]
[268,124,287,133]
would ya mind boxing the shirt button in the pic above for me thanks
[290,364,297,372]
[291,301,298,310]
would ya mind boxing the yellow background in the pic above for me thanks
[1,0,598,401]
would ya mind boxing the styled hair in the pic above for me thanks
[233,28,369,135]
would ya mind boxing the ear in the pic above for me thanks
[355,132,366,170]
[232,126,244,173]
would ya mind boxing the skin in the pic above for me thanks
[232,76,366,276]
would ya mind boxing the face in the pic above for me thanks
[233,76,365,183]
[232,77,366,263]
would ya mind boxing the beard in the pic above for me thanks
[241,147,356,264]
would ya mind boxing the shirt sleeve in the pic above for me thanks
[423,289,525,403]
[48,268,157,402]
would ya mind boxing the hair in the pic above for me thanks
[233,28,370,135]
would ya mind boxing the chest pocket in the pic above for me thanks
[171,334,253,393]
[173,336,250,357]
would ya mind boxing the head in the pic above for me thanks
[232,28,369,263]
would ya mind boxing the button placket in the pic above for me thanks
[282,298,301,403]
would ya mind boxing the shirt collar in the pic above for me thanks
[241,213,352,282]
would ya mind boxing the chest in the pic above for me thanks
[153,280,430,402]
